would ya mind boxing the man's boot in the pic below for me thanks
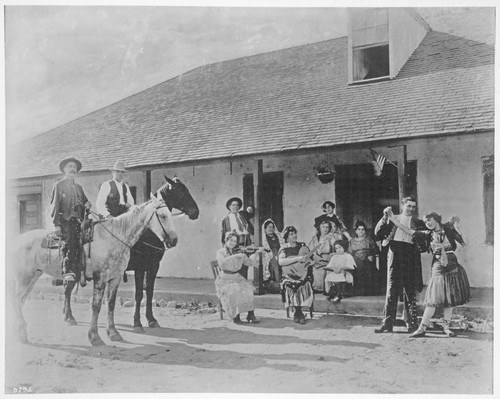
[374,317,393,333]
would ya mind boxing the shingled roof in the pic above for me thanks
[10,12,494,179]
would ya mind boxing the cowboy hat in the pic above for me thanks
[111,160,127,172]
[226,197,243,211]
[59,157,82,172]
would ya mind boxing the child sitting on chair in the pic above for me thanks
[324,240,356,303]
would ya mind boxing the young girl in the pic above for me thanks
[324,240,357,302]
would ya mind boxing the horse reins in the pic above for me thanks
[89,205,170,252]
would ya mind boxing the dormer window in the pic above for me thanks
[351,8,390,82]
[347,8,429,85]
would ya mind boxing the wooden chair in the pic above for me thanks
[210,260,224,320]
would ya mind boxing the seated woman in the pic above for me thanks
[278,226,314,324]
[349,220,379,296]
[324,240,356,302]
[261,219,284,286]
[386,211,470,338]
[308,219,335,294]
[215,232,264,324]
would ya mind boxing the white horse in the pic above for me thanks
[9,194,178,346]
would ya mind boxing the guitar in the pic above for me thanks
[281,241,324,280]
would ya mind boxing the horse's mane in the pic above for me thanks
[98,201,153,238]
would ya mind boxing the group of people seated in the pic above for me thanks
[215,199,381,325]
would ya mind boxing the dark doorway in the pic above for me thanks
[335,161,417,234]
[19,194,42,234]
[243,171,284,232]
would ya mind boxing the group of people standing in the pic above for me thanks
[215,196,471,337]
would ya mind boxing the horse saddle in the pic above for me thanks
[40,233,61,249]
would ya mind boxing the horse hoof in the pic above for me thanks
[66,318,77,326]
[133,326,145,334]
[90,337,104,346]
[18,332,29,344]
[109,333,123,342]
[148,320,160,328]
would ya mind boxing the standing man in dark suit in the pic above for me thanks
[221,197,254,248]
[374,196,426,333]
[50,157,92,282]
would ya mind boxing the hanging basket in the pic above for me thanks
[316,168,335,184]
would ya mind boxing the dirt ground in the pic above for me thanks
[5,298,493,394]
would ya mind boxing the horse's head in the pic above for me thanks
[148,194,178,249]
[157,175,200,220]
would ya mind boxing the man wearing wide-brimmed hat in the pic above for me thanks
[50,157,92,282]
[96,160,135,218]
[221,197,254,247]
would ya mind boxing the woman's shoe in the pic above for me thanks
[409,325,427,338]
[442,321,456,337]
[233,315,242,324]
[246,312,260,324]
[294,311,306,324]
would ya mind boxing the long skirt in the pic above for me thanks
[215,274,255,319]
[424,253,470,307]
[281,278,314,310]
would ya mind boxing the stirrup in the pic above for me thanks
[62,273,76,282]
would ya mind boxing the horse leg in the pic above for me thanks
[88,275,106,346]
[63,280,77,325]
[133,268,145,333]
[12,269,42,343]
[106,278,123,341]
[146,263,160,328]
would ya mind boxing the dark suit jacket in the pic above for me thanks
[374,215,427,292]
[50,178,88,226]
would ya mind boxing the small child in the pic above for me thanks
[324,240,356,302]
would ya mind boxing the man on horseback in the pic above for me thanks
[50,157,92,282]
[96,160,135,218]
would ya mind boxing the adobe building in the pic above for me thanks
[8,8,494,288]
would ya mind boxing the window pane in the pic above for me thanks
[353,44,390,81]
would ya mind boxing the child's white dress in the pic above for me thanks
[324,253,356,284]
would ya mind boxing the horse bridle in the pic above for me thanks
[95,202,172,250]
[153,204,174,245]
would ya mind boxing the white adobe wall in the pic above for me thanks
[9,132,493,287]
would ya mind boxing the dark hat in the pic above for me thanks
[226,197,243,211]
[59,157,82,173]
[322,201,335,210]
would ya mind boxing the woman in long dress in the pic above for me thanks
[261,218,284,284]
[349,220,379,296]
[387,211,470,338]
[215,232,264,324]
[308,219,335,294]
[278,226,314,324]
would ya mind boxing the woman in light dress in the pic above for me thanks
[215,232,264,324]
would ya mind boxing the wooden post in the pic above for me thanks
[253,159,264,295]
[144,170,151,201]
[396,145,407,206]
